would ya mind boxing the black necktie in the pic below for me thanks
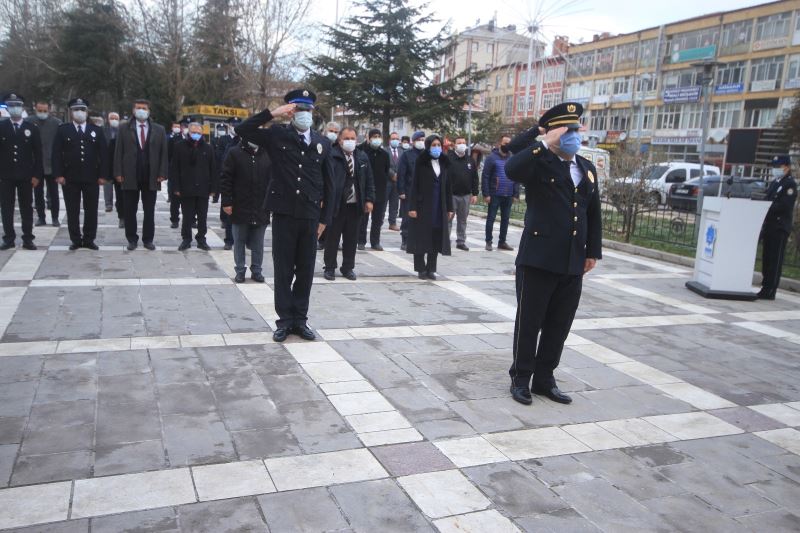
[13,123,19,135]
[298,133,306,147]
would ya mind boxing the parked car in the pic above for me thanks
[667,176,767,211]
[627,162,721,206]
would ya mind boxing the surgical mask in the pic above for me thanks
[401,142,410,150]
[190,132,202,141]
[326,131,338,142]
[342,139,357,153]
[430,146,442,159]
[248,142,259,151]
[500,144,510,153]
[72,110,87,123]
[36,112,49,121]
[292,111,313,132]
[134,109,149,121]
[414,140,425,150]
[771,167,784,179]
[7,106,23,119]
[370,138,382,148]
[109,119,119,128]
[455,143,467,155]
[558,131,582,156]
[172,127,181,134]
[390,139,400,148]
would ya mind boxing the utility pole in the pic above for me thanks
[467,84,474,152]
[691,59,724,215]
[521,23,537,124]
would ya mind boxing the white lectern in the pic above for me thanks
[686,197,770,300]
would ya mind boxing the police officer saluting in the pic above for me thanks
[235,89,334,342]
[0,93,43,250]
[504,102,602,406]
[52,98,108,250]
[758,155,797,300]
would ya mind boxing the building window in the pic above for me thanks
[744,106,778,127]
[715,61,746,86]
[635,105,656,130]
[635,74,656,96]
[608,108,630,130]
[487,43,494,54]
[613,76,632,96]
[657,104,682,129]
[638,39,658,68]
[711,101,741,128]
[754,12,791,44]
[590,109,608,130]
[614,42,638,71]
[594,79,612,96]
[505,95,513,116]
[570,51,594,77]
[595,47,614,74]
[750,55,785,91]
[565,82,591,101]
[507,70,514,88]
[495,75,500,89]
[681,103,703,129]
[544,64,564,83]
[786,54,800,89]
[667,27,720,59]
[541,92,558,111]
[719,20,753,56]
[472,42,479,53]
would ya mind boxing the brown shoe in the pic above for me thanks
[388,224,400,231]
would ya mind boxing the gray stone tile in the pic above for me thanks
[515,508,602,533]
[21,423,94,455]
[575,449,685,501]
[231,427,302,460]
[709,406,788,433]
[756,453,800,484]
[748,475,800,510]
[414,418,477,441]
[28,399,95,429]
[0,443,15,486]
[158,382,217,415]
[96,350,151,376]
[0,417,26,444]
[5,519,90,533]
[94,440,167,477]
[98,373,156,405]
[0,356,43,384]
[282,400,360,454]
[521,455,598,487]
[11,450,92,485]
[331,479,434,532]
[258,373,326,405]
[162,412,236,466]
[216,396,286,432]
[371,442,454,476]
[91,507,179,533]
[151,357,207,384]
[381,383,456,422]
[464,462,568,517]
[178,497,268,533]
[34,377,96,404]
[621,444,693,468]
[96,401,161,446]
[735,509,800,532]
[258,487,349,533]
[641,494,747,533]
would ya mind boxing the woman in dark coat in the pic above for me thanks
[406,134,454,280]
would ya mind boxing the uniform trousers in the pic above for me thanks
[761,231,789,296]
[386,179,399,225]
[0,179,34,244]
[325,202,360,272]
[34,175,60,222]
[271,213,317,329]
[399,198,410,244]
[358,197,386,247]
[510,265,583,388]
[123,187,157,244]
[180,195,209,243]
[63,181,99,244]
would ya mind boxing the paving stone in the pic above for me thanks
[415,418,477,441]
[0,416,26,444]
[162,413,236,466]
[27,399,95,429]
[371,441,455,476]
[193,460,275,501]
[381,383,457,422]
[396,469,490,519]
[0,443,15,485]
[157,382,217,415]
[331,479,434,532]
[98,373,156,405]
[0,356,43,384]
[96,401,161,446]
[91,507,179,533]
[94,440,166,477]
[265,448,387,491]
[258,487,349,533]
[520,455,598,487]
[21,422,94,455]
[434,509,521,533]
[178,497,268,532]
[514,508,602,532]
[231,426,302,460]
[464,462,568,517]
[5,519,89,533]
[735,509,800,532]
[0,481,72,530]
[641,494,747,533]
[710,406,789,433]
[281,400,361,454]
[621,444,693,468]
[575,449,685,501]
[11,450,92,485]
[95,350,151,376]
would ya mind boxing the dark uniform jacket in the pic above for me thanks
[505,134,602,276]
[397,147,423,196]
[329,145,376,218]
[220,142,272,226]
[447,151,479,196]
[406,151,453,256]
[113,119,169,191]
[360,142,390,203]
[763,174,797,235]
[169,138,217,197]
[104,127,118,179]
[0,119,43,182]
[235,109,334,225]
[51,122,108,183]
[32,115,61,176]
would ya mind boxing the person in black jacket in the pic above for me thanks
[170,122,217,251]
[504,102,602,407]
[0,93,43,250]
[397,131,426,250]
[448,136,479,251]
[51,98,109,250]
[167,119,185,229]
[357,128,390,251]
[220,140,272,283]
[758,155,797,300]
[234,88,335,343]
[324,127,376,281]
[406,134,454,280]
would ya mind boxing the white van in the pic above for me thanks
[578,146,610,186]
[634,162,720,205]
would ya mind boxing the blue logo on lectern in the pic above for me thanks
[703,224,717,259]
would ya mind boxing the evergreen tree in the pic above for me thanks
[190,0,241,105]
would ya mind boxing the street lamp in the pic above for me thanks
[691,59,725,214]
[466,83,475,153]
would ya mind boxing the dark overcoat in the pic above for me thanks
[406,150,453,255]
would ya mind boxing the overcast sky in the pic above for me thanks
[311,0,769,47]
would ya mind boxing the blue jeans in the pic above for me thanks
[485,195,513,244]
[232,223,267,276]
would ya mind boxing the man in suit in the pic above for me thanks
[235,88,334,343]
[386,131,403,231]
[357,128,388,251]
[758,155,797,300]
[31,100,62,227]
[0,93,43,250]
[103,112,124,228]
[51,98,108,250]
[167,119,185,229]
[504,102,602,406]
[113,99,169,250]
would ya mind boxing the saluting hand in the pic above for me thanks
[271,103,296,120]
[542,126,568,150]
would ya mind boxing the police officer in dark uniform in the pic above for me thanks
[52,98,109,250]
[0,93,43,250]
[758,155,797,300]
[504,102,602,406]
[167,117,188,229]
[235,89,334,342]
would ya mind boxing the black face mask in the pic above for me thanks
[500,144,510,153]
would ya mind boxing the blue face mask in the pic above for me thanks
[390,139,400,148]
[292,111,313,132]
[190,132,202,142]
[430,146,442,159]
[558,130,582,156]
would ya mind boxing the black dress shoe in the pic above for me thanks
[272,327,289,342]
[532,384,573,404]
[426,271,437,281]
[456,244,469,251]
[35,218,47,227]
[371,244,384,251]
[342,270,357,281]
[84,241,99,250]
[22,242,37,250]
[127,242,138,251]
[117,219,124,229]
[0,242,14,251]
[417,272,427,279]
[293,324,316,341]
[317,241,324,251]
[170,221,179,229]
[400,243,406,251]
[223,243,232,251]
[234,272,246,283]
[69,242,81,251]
[357,243,366,251]
[324,269,335,281]
[251,272,265,283]
[143,242,155,250]
[52,220,61,227]
[178,240,191,251]
[510,384,533,405]
[757,289,776,300]
[196,241,210,251]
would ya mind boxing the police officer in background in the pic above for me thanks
[52,98,108,250]
[0,93,43,250]
[236,88,334,343]
[758,155,797,300]
[31,100,62,227]
[504,102,602,406]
